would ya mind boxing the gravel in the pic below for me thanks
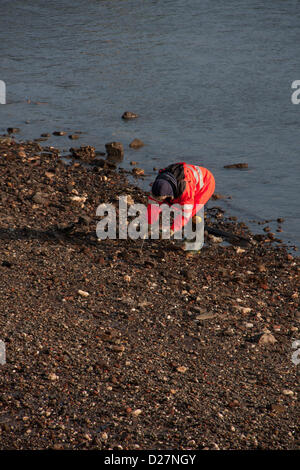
[0,136,299,450]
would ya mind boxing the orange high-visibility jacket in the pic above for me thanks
[147,162,215,232]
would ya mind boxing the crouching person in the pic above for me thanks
[147,162,215,252]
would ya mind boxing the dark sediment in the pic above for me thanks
[0,137,299,450]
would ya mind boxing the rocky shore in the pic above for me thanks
[0,135,299,450]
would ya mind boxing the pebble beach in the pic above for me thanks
[0,134,299,450]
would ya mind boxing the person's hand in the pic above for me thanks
[143,226,153,239]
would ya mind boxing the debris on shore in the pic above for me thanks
[0,136,299,450]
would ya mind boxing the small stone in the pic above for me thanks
[48,373,59,381]
[7,127,20,134]
[70,194,87,204]
[53,131,67,136]
[208,234,223,244]
[126,195,134,205]
[282,389,294,396]
[177,366,187,373]
[258,333,277,345]
[260,283,269,290]
[53,444,64,450]
[70,145,96,161]
[196,313,215,321]
[112,345,125,353]
[271,404,285,413]
[212,193,226,200]
[32,192,49,206]
[239,307,252,314]
[69,134,79,140]
[228,400,240,408]
[78,289,89,297]
[132,409,142,417]
[124,275,131,282]
[132,167,144,176]
[122,111,139,119]
[0,136,13,144]
[258,264,267,272]
[129,138,144,149]
[105,142,124,159]
[187,439,196,446]
[224,163,248,169]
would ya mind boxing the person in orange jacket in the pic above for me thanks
[147,162,215,251]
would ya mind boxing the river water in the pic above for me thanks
[1,0,299,249]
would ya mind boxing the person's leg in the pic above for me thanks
[183,205,205,251]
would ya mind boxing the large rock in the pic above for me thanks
[70,145,96,161]
[129,138,144,149]
[122,111,138,120]
[105,142,124,159]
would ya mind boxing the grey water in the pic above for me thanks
[0,0,299,250]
